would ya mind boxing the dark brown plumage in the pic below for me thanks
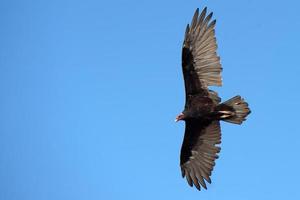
[176,7,251,191]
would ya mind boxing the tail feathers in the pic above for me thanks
[220,95,251,124]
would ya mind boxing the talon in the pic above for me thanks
[219,111,233,114]
[220,114,231,118]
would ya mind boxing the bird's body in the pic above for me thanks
[176,7,251,191]
[183,95,215,119]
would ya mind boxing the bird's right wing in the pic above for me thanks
[180,119,221,190]
[182,7,222,100]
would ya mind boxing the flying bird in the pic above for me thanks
[176,7,251,191]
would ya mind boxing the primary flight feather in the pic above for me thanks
[176,7,251,191]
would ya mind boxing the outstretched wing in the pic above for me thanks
[180,119,221,190]
[182,7,222,101]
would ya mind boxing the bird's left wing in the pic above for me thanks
[182,7,222,99]
[180,119,221,190]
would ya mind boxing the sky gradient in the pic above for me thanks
[1,0,300,199]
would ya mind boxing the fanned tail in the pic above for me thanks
[218,95,251,124]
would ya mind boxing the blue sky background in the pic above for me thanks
[1,0,300,199]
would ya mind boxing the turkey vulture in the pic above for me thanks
[176,7,251,191]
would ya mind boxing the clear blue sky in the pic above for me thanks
[1,0,300,199]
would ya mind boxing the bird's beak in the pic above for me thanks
[175,113,184,122]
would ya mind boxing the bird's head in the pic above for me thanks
[175,113,185,122]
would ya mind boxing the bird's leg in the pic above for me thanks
[218,110,234,119]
